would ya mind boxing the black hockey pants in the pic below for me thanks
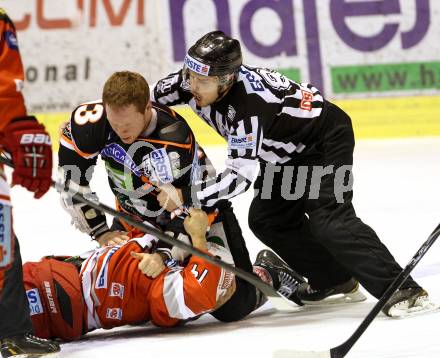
[248,102,420,299]
[0,237,33,339]
[210,205,258,322]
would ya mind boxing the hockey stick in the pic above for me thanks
[274,221,440,358]
[0,155,299,312]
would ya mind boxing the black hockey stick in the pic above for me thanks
[0,155,300,313]
[274,221,440,358]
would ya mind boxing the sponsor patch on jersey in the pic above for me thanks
[0,203,12,267]
[150,148,173,184]
[5,31,18,50]
[106,308,123,320]
[109,282,125,299]
[96,247,118,289]
[184,54,210,76]
[26,288,44,316]
[228,134,256,149]
[220,271,234,290]
[300,90,313,111]
[100,143,142,177]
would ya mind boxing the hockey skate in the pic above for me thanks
[0,333,60,358]
[382,287,439,318]
[297,277,367,305]
[253,249,306,306]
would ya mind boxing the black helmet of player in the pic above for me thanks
[182,31,242,102]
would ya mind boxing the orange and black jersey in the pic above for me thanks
[59,101,206,229]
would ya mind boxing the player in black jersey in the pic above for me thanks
[58,71,304,323]
[151,31,435,317]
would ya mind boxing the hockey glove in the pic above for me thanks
[1,117,52,198]
[60,183,109,239]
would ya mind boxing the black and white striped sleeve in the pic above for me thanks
[181,116,262,207]
[150,70,193,106]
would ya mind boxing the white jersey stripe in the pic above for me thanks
[263,138,297,154]
[163,271,196,320]
[81,251,102,330]
[197,172,237,199]
[159,91,180,104]
[251,116,260,157]
[225,157,258,182]
[204,180,249,207]
[259,149,291,164]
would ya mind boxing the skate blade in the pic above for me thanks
[302,289,367,306]
[388,298,440,319]
[12,352,60,358]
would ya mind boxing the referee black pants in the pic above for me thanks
[0,236,33,339]
[210,204,258,322]
[248,102,420,299]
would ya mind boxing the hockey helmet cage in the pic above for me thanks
[183,31,242,77]
[23,257,84,341]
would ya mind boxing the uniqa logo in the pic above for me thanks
[101,143,142,177]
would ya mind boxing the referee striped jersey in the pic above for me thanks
[151,65,327,207]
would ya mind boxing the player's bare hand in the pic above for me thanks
[156,184,183,212]
[130,252,165,278]
[184,208,208,239]
[97,231,129,247]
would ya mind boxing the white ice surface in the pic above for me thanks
[9,137,440,358]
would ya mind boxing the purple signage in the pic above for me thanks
[169,0,430,94]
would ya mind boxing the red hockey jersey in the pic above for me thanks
[0,8,27,131]
[80,234,234,331]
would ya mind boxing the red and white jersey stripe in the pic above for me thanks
[80,235,234,330]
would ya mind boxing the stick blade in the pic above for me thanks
[273,349,331,358]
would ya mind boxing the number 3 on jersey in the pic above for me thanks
[74,102,104,125]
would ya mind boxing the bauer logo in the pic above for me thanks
[184,55,210,76]
[109,282,125,299]
[106,308,122,320]
[228,134,256,149]
[26,288,44,316]
[43,281,57,313]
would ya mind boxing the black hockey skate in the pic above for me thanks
[382,287,438,318]
[253,249,306,306]
[297,277,367,305]
[0,333,60,358]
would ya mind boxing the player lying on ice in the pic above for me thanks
[23,209,310,342]
[22,208,239,341]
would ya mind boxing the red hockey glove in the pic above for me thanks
[1,117,53,198]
